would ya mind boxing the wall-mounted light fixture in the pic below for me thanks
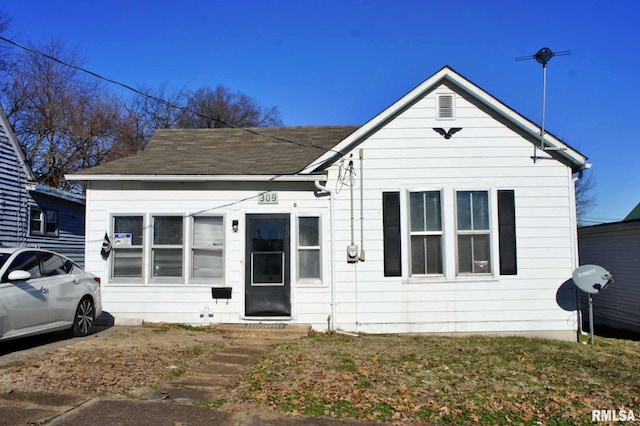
[232,219,239,233]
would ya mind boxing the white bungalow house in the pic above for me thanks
[67,66,589,340]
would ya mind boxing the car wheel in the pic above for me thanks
[72,298,95,337]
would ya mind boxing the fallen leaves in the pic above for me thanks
[238,333,640,424]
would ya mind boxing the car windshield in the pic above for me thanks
[0,253,10,270]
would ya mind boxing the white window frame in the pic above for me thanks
[295,214,323,286]
[188,215,225,284]
[29,207,58,237]
[110,214,145,283]
[150,214,185,282]
[408,190,444,276]
[401,185,498,282]
[455,190,492,276]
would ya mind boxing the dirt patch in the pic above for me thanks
[0,325,227,397]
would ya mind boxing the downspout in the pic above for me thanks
[359,149,365,261]
[572,169,585,338]
[315,180,336,331]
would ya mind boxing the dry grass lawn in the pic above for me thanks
[237,332,640,424]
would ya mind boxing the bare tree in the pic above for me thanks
[112,84,186,157]
[1,39,125,190]
[178,85,282,128]
[575,170,597,225]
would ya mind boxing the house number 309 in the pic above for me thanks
[258,192,278,204]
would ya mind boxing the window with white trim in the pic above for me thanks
[152,216,183,278]
[191,216,224,282]
[456,191,491,274]
[29,207,58,236]
[383,188,516,279]
[111,215,144,278]
[297,216,321,281]
[409,191,443,275]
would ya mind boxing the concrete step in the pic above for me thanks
[213,323,311,340]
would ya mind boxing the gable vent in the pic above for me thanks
[437,94,455,119]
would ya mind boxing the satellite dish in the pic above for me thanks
[572,264,613,294]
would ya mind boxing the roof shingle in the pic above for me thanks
[74,126,358,176]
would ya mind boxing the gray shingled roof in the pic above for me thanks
[73,126,358,176]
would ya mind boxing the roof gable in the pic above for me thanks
[0,106,35,181]
[301,65,589,174]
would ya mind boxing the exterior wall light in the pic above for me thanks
[232,219,239,233]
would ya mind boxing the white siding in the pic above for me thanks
[326,85,578,338]
[82,82,580,340]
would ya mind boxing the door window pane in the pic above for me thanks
[41,253,67,276]
[5,252,41,280]
[253,253,283,284]
[252,220,284,252]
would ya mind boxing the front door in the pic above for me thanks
[245,214,290,317]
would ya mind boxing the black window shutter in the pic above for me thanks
[498,190,517,275]
[383,192,401,276]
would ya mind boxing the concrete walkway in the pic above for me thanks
[2,325,380,425]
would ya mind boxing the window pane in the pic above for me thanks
[115,216,143,245]
[192,249,223,279]
[193,216,223,247]
[472,191,489,230]
[30,209,43,233]
[252,253,283,284]
[457,235,473,273]
[410,235,442,274]
[457,192,472,230]
[425,192,442,231]
[457,235,491,274]
[8,252,41,278]
[154,217,183,245]
[45,210,58,234]
[41,253,67,276]
[153,248,183,277]
[299,249,320,279]
[410,192,425,232]
[473,234,491,273]
[113,249,143,277]
[251,220,284,252]
[299,217,319,246]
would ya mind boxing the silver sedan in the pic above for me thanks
[0,247,102,341]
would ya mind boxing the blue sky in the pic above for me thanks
[3,0,639,224]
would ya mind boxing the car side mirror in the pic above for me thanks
[8,270,32,281]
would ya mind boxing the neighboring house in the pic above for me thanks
[67,66,589,340]
[578,217,640,333]
[0,107,86,264]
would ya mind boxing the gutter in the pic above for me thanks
[65,174,327,183]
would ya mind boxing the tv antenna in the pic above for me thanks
[516,47,570,163]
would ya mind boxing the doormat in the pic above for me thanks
[245,323,286,329]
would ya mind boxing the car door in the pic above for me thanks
[0,251,50,336]
[40,252,84,325]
